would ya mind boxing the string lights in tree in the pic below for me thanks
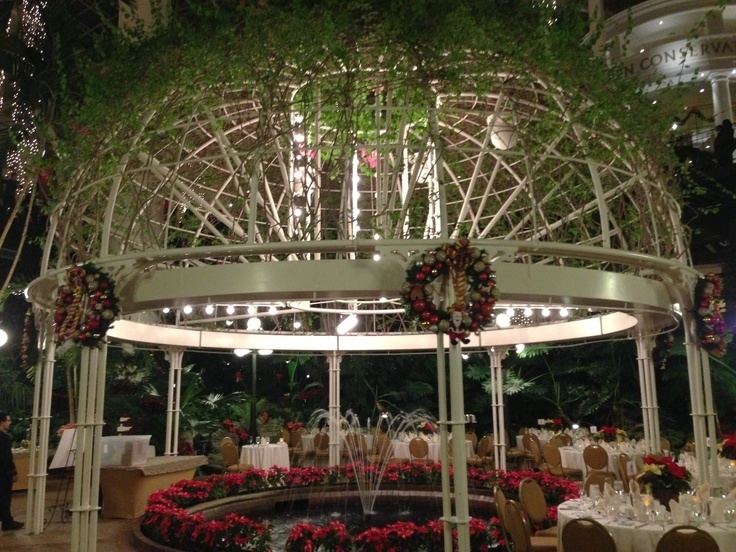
[1,0,48,189]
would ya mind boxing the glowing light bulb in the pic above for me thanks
[234,348,250,357]
[523,307,533,317]
[205,304,215,315]
[495,313,511,328]
[182,305,193,315]
[247,305,257,315]
[541,307,551,317]
[226,305,235,315]
[559,307,569,318]
[162,307,170,314]
[247,317,262,331]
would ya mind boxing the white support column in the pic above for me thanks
[70,344,108,552]
[164,348,184,456]
[449,343,470,552]
[327,352,341,467]
[710,74,733,125]
[488,348,507,471]
[635,334,660,453]
[700,350,722,488]
[436,334,453,552]
[683,311,710,484]
[27,317,55,534]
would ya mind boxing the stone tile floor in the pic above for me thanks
[0,474,138,551]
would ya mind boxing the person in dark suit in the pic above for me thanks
[0,412,22,531]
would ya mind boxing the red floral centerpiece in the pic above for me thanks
[596,425,627,443]
[636,455,691,508]
[542,418,563,432]
[285,421,305,432]
[719,433,736,460]
[419,421,437,435]
[222,418,250,445]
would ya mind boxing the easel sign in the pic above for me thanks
[50,428,77,469]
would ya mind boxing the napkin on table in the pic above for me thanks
[603,481,615,497]
[629,478,640,499]
[696,482,710,503]
[710,497,726,523]
[669,499,687,524]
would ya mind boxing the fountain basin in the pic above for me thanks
[132,485,495,551]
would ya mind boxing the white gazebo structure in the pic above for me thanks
[24,45,718,551]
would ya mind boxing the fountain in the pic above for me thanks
[309,408,437,515]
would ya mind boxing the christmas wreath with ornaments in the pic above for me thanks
[694,273,730,357]
[401,239,498,345]
[53,263,119,346]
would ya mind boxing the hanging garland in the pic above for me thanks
[401,239,498,345]
[20,310,37,369]
[53,263,119,347]
[694,273,729,357]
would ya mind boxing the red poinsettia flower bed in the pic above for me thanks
[142,463,579,551]
[286,517,502,552]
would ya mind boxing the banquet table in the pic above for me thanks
[391,438,473,462]
[100,455,207,519]
[557,498,736,552]
[240,442,289,469]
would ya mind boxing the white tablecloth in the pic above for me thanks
[557,498,736,552]
[559,446,637,477]
[240,442,289,469]
[392,439,473,462]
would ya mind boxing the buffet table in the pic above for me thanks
[557,498,736,552]
[240,442,289,469]
[12,449,29,491]
[100,455,207,519]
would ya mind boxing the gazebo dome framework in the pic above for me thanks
[23,5,718,551]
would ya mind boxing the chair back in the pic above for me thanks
[617,452,631,492]
[409,437,429,460]
[549,435,565,448]
[314,432,330,451]
[465,431,478,451]
[561,518,617,552]
[542,443,564,475]
[583,472,613,496]
[280,428,291,446]
[494,487,509,543]
[373,434,392,457]
[559,433,573,446]
[504,500,532,552]
[344,432,367,455]
[583,444,609,471]
[289,429,304,449]
[522,433,543,464]
[477,435,493,458]
[660,437,671,453]
[519,477,548,524]
[220,437,240,467]
[655,525,719,552]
